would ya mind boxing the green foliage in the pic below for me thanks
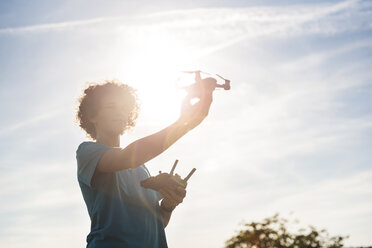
[225,214,348,248]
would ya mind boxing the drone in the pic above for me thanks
[140,159,196,190]
[177,70,231,98]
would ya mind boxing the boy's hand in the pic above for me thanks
[160,186,187,211]
[178,77,216,130]
[140,173,180,192]
[140,173,187,210]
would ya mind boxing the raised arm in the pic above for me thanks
[96,88,214,172]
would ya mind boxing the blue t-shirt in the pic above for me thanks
[76,141,168,248]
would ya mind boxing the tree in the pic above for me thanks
[225,214,348,248]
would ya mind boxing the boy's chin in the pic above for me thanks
[110,126,126,136]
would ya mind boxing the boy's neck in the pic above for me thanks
[96,133,120,147]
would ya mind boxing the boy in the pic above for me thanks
[76,79,215,247]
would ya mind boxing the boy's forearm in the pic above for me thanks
[160,203,175,228]
[121,121,190,169]
[160,208,172,227]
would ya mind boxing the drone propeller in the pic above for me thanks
[182,70,211,75]
[176,71,231,91]
[216,74,229,81]
[182,70,199,74]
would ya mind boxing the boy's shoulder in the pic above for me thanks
[76,141,94,154]
[76,141,110,153]
[77,141,94,150]
[76,141,109,156]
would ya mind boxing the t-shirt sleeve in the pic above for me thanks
[76,142,111,187]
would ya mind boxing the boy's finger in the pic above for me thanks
[159,189,171,200]
[171,189,185,203]
[176,186,186,197]
[163,188,183,203]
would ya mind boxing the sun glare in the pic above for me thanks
[118,32,195,126]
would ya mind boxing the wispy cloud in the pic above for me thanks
[0,16,123,34]
[0,108,65,137]
[1,0,369,39]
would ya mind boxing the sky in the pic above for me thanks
[0,0,372,247]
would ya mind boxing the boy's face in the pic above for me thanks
[90,91,131,137]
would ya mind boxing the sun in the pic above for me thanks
[117,32,195,127]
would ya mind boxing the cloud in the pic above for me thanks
[0,16,123,34]
[0,160,87,248]
[0,108,65,137]
[1,0,369,40]
[131,0,371,61]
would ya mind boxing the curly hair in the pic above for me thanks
[76,80,140,140]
